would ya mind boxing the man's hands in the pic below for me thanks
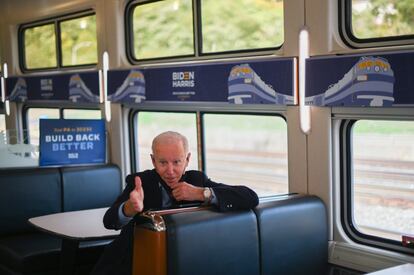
[170,181,204,202]
[123,177,144,217]
[123,178,205,217]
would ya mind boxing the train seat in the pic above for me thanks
[254,195,328,275]
[61,165,122,212]
[164,209,260,275]
[132,194,328,275]
[0,168,62,274]
[0,164,122,275]
[0,233,61,274]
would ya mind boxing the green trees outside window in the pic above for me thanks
[60,15,97,66]
[352,0,414,39]
[131,0,284,60]
[24,24,57,69]
[23,13,97,70]
[133,0,194,59]
[201,0,284,53]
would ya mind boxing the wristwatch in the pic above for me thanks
[203,187,212,204]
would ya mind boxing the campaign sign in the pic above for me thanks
[107,57,295,105]
[144,58,295,104]
[39,119,106,166]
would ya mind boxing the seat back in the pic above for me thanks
[0,168,61,235]
[61,164,122,212]
[164,209,260,275]
[254,195,328,275]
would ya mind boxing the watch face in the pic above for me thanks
[203,188,211,200]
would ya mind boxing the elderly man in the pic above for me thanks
[92,131,258,275]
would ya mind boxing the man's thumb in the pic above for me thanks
[135,176,142,191]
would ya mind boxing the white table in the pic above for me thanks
[29,207,119,275]
[367,263,414,275]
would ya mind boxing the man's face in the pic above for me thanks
[151,141,190,186]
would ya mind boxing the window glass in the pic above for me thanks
[352,120,414,241]
[27,108,59,145]
[132,0,194,59]
[60,15,97,66]
[201,0,284,53]
[24,24,57,69]
[136,112,198,171]
[0,113,39,168]
[204,114,288,196]
[351,0,414,39]
[63,109,101,119]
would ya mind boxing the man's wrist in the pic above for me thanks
[123,202,131,216]
[123,200,139,217]
[121,202,128,217]
[203,187,212,204]
[118,202,133,225]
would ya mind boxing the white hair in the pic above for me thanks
[151,131,189,154]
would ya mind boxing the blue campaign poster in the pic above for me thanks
[39,119,106,166]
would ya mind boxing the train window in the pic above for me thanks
[27,108,59,145]
[136,111,198,171]
[203,114,288,197]
[342,0,414,46]
[24,24,57,69]
[60,15,97,66]
[346,119,414,248]
[200,0,284,53]
[26,107,100,146]
[63,109,101,119]
[130,0,194,60]
[21,12,97,70]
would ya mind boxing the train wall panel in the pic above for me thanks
[5,72,100,103]
[108,58,295,105]
[305,50,414,107]
[5,58,295,106]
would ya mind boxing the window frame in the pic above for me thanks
[201,111,289,198]
[126,0,284,64]
[340,119,414,255]
[21,22,59,70]
[129,108,289,198]
[130,109,200,173]
[339,0,414,49]
[19,10,97,72]
[125,0,197,63]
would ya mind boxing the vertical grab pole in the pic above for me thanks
[102,52,111,122]
[299,27,311,135]
[1,63,10,116]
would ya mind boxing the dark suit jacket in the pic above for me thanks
[91,169,258,275]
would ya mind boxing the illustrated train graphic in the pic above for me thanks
[228,64,293,105]
[306,56,395,107]
[108,70,146,103]
[69,74,100,103]
[8,78,27,102]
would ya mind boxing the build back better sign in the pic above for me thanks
[39,119,106,166]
